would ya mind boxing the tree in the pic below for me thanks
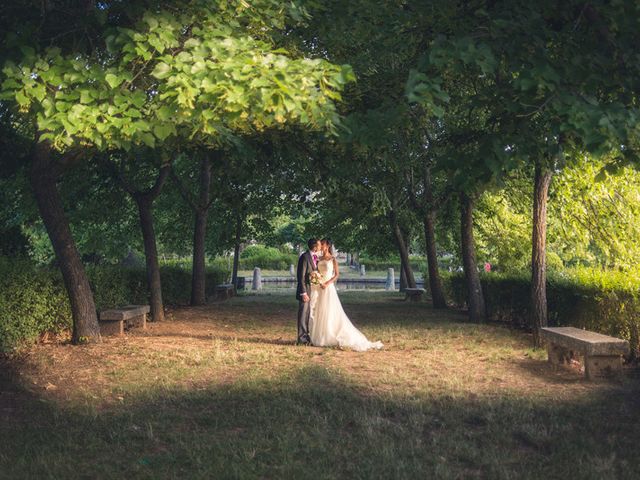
[104,151,171,321]
[404,119,450,308]
[1,1,354,338]
[408,1,640,338]
[170,150,219,305]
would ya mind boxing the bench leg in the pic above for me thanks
[547,343,573,368]
[100,320,124,336]
[584,355,622,380]
[409,294,422,302]
[125,314,147,330]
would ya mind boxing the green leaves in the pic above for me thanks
[405,70,449,118]
[153,123,175,141]
[104,73,124,89]
[0,2,354,152]
[151,62,172,79]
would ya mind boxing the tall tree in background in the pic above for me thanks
[106,153,171,321]
[171,151,219,306]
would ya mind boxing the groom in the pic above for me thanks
[296,238,321,345]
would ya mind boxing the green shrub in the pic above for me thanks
[155,266,227,304]
[440,268,640,359]
[358,254,424,273]
[239,245,298,270]
[0,258,71,352]
[0,258,226,352]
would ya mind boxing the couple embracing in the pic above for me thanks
[296,238,383,352]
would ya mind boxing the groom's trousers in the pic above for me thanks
[297,299,311,342]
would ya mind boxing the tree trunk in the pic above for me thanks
[191,210,208,305]
[399,257,408,292]
[231,215,242,288]
[389,210,417,289]
[460,192,485,322]
[531,163,553,347]
[29,141,100,343]
[424,211,447,308]
[421,166,447,308]
[135,197,165,322]
[190,156,212,306]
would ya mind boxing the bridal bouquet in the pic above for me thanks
[310,271,325,286]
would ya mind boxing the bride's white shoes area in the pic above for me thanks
[309,259,383,352]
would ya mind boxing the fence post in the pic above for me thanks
[252,267,262,290]
[385,268,395,291]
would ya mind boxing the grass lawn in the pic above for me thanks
[1,291,638,479]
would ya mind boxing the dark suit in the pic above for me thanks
[296,250,317,343]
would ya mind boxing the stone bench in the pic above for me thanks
[541,327,629,380]
[404,288,426,302]
[214,283,235,301]
[99,305,150,336]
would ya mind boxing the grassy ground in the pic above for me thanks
[1,291,639,479]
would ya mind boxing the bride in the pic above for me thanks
[309,238,383,352]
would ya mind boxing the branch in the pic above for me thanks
[146,163,170,201]
[516,93,556,118]
[170,167,197,211]
[98,155,137,196]
[405,168,422,212]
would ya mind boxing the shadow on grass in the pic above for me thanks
[1,359,640,480]
[512,357,640,387]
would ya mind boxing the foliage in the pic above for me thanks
[408,1,640,174]
[0,1,355,151]
[441,268,640,358]
[238,245,298,271]
[358,254,423,273]
[473,156,640,271]
[0,258,226,351]
[0,257,70,351]
[551,158,640,269]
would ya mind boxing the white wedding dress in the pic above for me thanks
[309,259,383,352]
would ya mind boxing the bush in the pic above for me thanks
[0,258,71,352]
[440,268,640,359]
[88,265,227,308]
[0,258,226,352]
[239,245,298,271]
[357,254,424,273]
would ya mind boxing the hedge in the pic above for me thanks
[0,258,226,352]
[239,245,298,271]
[351,255,425,273]
[440,269,640,359]
[356,260,423,273]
